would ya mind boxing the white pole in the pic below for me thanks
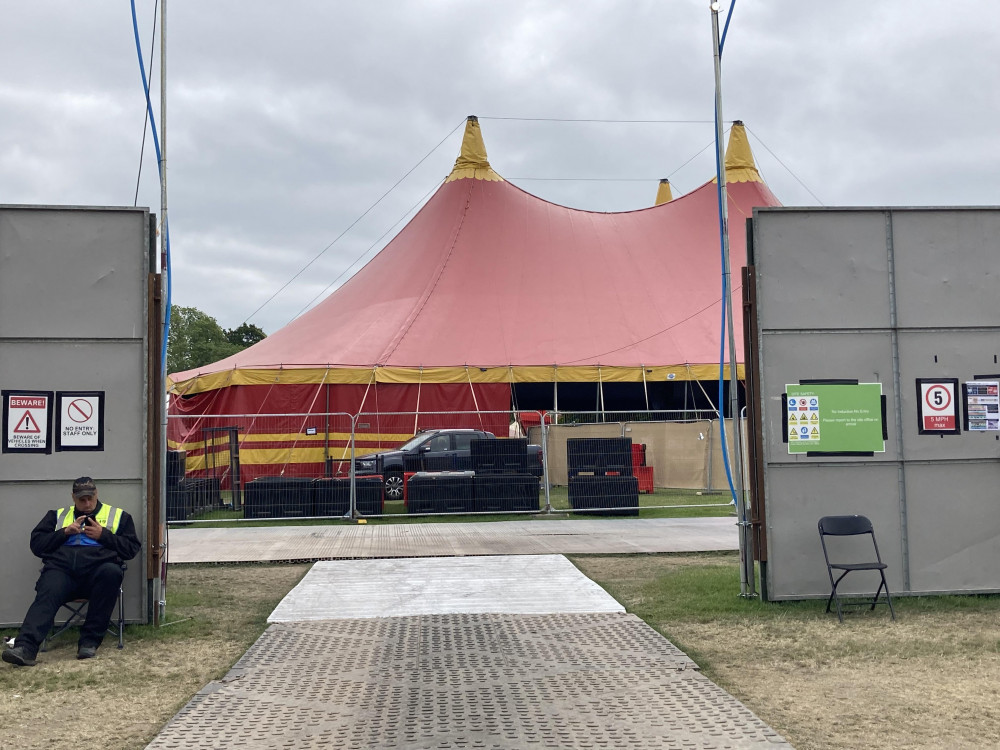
[710,1,753,597]
[157,0,169,623]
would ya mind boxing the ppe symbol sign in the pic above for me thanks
[3,391,52,453]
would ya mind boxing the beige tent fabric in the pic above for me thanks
[531,419,744,491]
[627,421,712,489]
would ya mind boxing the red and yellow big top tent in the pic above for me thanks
[168,117,779,479]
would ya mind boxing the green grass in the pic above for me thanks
[172,486,733,528]
[575,551,1000,625]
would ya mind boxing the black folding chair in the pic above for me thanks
[41,562,127,651]
[818,515,895,622]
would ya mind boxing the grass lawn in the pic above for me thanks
[3,554,999,749]
[572,553,1000,750]
[175,486,733,528]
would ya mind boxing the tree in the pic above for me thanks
[167,306,266,375]
[224,322,267,348]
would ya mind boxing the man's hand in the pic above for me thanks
[65,518,84,535]
[81,515,104,540]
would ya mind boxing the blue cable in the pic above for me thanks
[130,1,172,375]
[714,1,739,507]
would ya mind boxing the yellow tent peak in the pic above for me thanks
[654,178,673,205]
[720,120,762,184]
[445,115,504,183]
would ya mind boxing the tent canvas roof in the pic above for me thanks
[170,119,779,394]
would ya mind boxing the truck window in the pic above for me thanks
[453,433,477,451]
[427,435,451,451]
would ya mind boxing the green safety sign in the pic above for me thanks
[785,383,885,454]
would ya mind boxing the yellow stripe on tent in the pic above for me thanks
[168,364,743,396]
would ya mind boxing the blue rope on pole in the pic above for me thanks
[714,0,739,506]
[130,0,171,375]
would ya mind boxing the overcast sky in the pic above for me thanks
[2,2,997,334]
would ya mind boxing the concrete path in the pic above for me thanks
[149,554,791,749]
[167,516,739,563]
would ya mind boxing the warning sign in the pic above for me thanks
[916,379,959,435]
[56,391,105,451]
[3,391,53,453]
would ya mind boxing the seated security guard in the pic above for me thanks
[2,477,141,666]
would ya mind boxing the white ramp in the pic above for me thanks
[268,554,625,621]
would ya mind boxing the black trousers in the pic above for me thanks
[16,562,123,655]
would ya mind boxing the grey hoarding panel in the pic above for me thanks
[0,341,145,481]
[764,464,903,600]
[892,210,1000,329]
[754,207,1000,599]
[0,481,145,627]
[905,462,1000,593]
[760,331,896,464]
[0,207,148,339]
[897,330,1000,461]
[754,209,891,331]
[0,206,150,627]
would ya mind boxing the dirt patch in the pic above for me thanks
[4,556,998,749]
[574,554,1000,750]
[0,563,309,750]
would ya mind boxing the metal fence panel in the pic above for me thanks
[165,409,739,522]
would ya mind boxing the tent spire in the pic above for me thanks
[723,120,763,183]
[446,115,504,183]
[654,178,673,205]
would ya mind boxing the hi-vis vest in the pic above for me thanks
[56,504,123,547]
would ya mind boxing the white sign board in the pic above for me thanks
[57,391,104,450]
[916,378,959,435]
[3,391,52,453]
[964,380,1000,432]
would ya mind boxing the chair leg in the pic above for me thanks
[42,602,87,652]
[878,572,896,621]
[829,570,849,623]
[117,586,125,649]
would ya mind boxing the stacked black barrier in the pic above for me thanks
[407,471,475,514]
[184,477,222,516]
[243,476,313,518]
[312,477,383,517]
[472,475,539,512]
[566,438,633,478]
[166,450,188,521]
[470,438,530,474]
[567,437,639,516]
[470,438,539,513]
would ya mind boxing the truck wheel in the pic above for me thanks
[384,472,405,501]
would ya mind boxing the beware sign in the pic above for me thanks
[2,390,54,453]
[56,391,105,451]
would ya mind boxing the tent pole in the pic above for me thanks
[641,366,649,411]
[553,366,559,423]
[324,372,330,474]
[598,366,605,422]
[413,367,422,435]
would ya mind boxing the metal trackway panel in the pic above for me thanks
[167,517,739,564]
[147,614,791,750]
[268,556,626,621]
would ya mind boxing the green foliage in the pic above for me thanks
[167,306,266,375]
[225,322,267,348]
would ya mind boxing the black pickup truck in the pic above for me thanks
[353,428,543,500]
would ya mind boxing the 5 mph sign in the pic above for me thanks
[917,378,960,435]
